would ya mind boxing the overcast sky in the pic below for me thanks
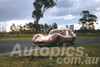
[0,0,100,32]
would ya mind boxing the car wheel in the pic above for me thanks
[54,37,61,46]
[71,37,75,45]
[35,44,41,47]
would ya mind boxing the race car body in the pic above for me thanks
[32,29,76,45]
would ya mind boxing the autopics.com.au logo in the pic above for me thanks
[10,43,99,64]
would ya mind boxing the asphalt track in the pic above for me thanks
[0,37,100,54]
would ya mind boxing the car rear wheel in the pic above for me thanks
[71,37,76,45]
[54,37,61,46]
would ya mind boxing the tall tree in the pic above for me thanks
[32,0,56,33]
[88,14,98,30]
[32,0,56,24]
[79,11,98,30]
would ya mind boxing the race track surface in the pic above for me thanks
[0,37,100,54]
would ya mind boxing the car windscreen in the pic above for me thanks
[49,30,66,35]
[66,30,71,36]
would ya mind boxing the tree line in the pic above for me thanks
[10,22,58,34]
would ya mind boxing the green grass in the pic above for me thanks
[76,33,100,38]
[0,44,100,67]
[0,34,34,40]
[0,33,100,40]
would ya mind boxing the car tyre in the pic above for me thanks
[54,37,61,46]
[35,44,41,47]
[71,37,76,45]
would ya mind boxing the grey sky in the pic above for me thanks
[0,0,33,21]
[0,0,100,31]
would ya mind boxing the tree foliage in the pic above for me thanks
[79,11,98,30]
[10,23,17,32]
[10,22,58,34]
[32,0,56,24]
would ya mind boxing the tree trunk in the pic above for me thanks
[34,17,40,34]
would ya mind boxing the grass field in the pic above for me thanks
[0,44,100,67]
[0,34,34,40]
[76,33,100,38]
[0,33,100,40]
